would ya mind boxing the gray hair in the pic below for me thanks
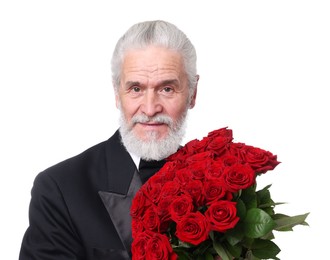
[111,20,198,98]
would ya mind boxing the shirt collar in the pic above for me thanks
[129,152,140,170]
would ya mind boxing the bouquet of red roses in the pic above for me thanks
[130,127,309,260]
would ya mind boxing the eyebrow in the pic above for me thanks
[160,79,180,86]
[125,79,179,88]
[125,81,141,88]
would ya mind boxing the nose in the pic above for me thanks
[140,90,162,117]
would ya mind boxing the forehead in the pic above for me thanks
[121,46,185,80]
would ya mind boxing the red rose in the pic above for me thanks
[184,138,200,153]
[157,196,172,220]
[168,137,210,163]
[203,180,227,205]
[238,145,280,174]
[132,231,152,260]
[143,182,162,204]
[228,142,245,157]
[189,137,210,153]
[175,212,210,245]
[220,154,239,167]
[207,127,233,140]
[159,180,181,198]
[188,161,209,180]
[186,151,215,164]
[169,194,194,222]
[205,200,239,232]
[175,168,192,185]
[184,138,208,154]
[206,136,231,155]
[142,207,160,232]
[131,190,148,219]
[222,164,256,192]
[205,160,225,180]
[183,179,205,207]
[132,219,144,239]
[166,142,196,163]
[145,232,178,260]
[156,196,173,232]
[155,161,177,181]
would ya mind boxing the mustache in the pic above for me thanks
[131,114,173,125]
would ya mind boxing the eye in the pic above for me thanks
[132,86,141,92]
[127,85,143,97]
[161,87,173,93]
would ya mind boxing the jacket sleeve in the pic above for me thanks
[19,172,85,260]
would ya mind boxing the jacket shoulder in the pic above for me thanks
[34,136,118,196]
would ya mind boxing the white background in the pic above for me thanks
[1,0,329,259]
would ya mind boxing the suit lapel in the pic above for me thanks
[99,171,141,258]
[99,130,140,257]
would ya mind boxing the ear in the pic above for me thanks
[115,94,120,109]
[189,75,199,109]
[113,83,120,109]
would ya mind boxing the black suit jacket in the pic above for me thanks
[19,130,145,260]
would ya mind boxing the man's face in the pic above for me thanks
[116,46,196,142]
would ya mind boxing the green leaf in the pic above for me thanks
[225,241,242,258]
[261,206,275,216]
[256,185,272,205]
[236,198,247,219]
[258,184,272,191]
[274,212,309,231]
[177,240,194,249]
[242,236,255,248]
[274,202,286,206]
[261,230,275,240]
[209,231,215,241]
[240,187,258,209]
[192,240,212,256]
[224,223,244,245]
[174,250,192,260]
[251,239,281,259]
[203,252,214,260]
[272,213,289,219]
[213,240,233,260]
[244,208,276,238]
[244,249,261,260]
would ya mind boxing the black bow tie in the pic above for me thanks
[138,159,166,183]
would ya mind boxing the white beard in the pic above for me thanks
[119,111,188,161]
